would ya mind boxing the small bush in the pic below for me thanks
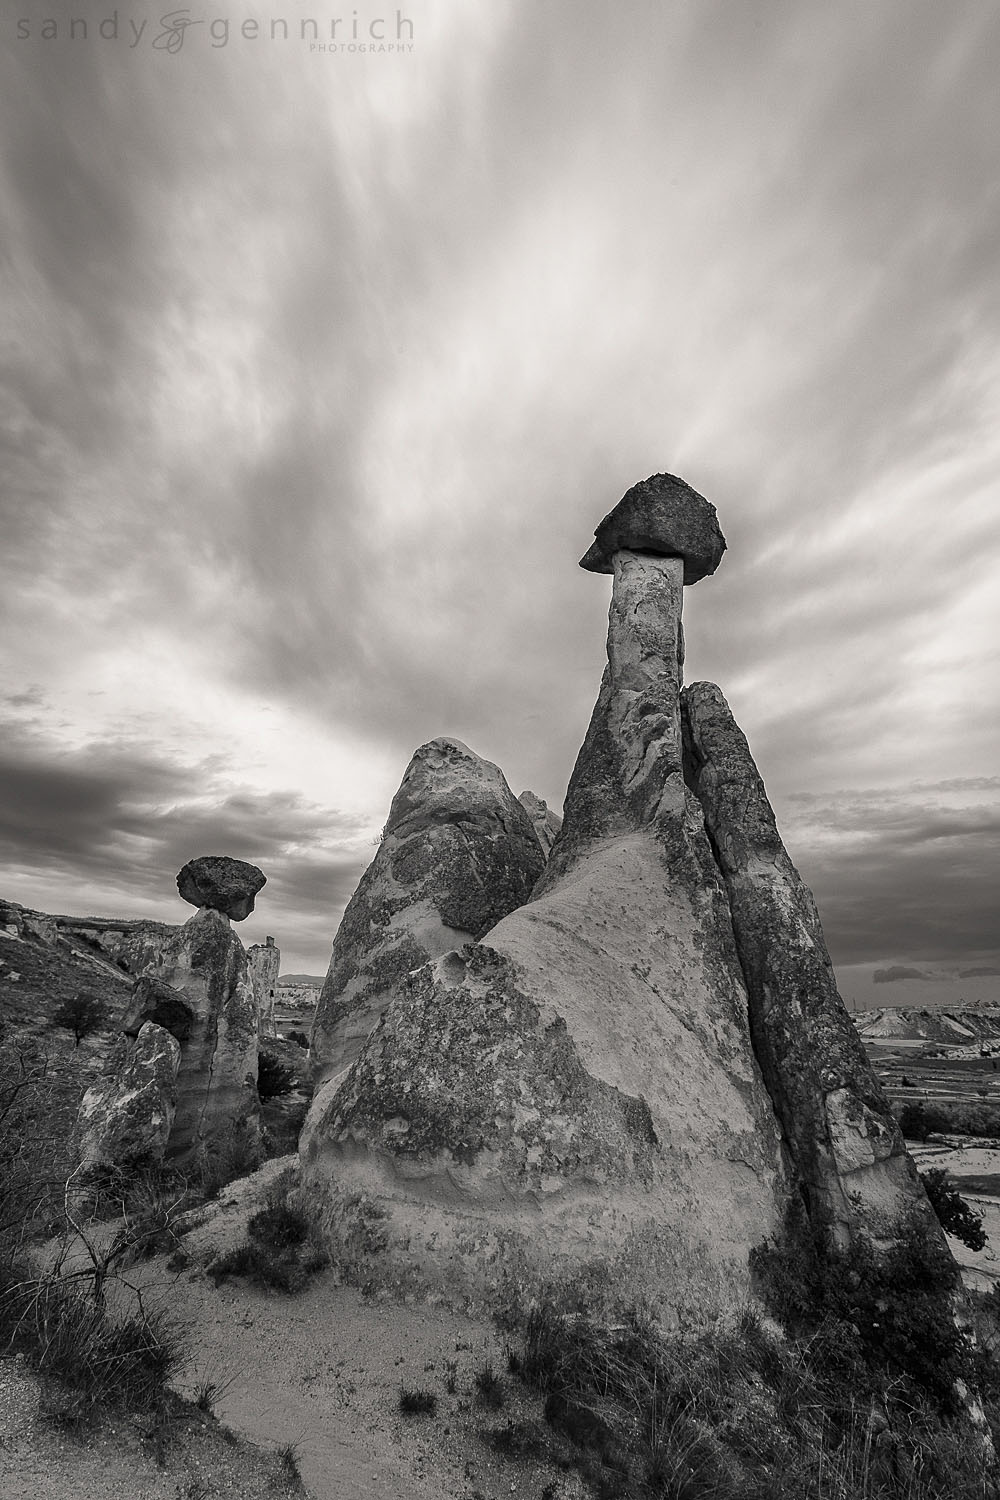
[399,1385,437,1415]
[473,1359,506,1409]
[276,1439,303,1487]
[208,1240,307,1294]
[197,1122,263,1198]
[257,1051,295,1101]
[2,1271,184,1422]
[921,1168,988,1251]
[486,1417,552,1461]
[247,1203,308,1252]
[285,1030,310,1050]
[50,991,109,1047]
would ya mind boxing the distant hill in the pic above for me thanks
[277,974,324,988]
[856,1005,1000,1045]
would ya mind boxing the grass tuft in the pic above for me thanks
[473,1358,506,1410]
[399,1385,437,1416]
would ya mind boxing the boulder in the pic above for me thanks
[77,1021,180,1170]
[176,856,266,921]
[579,472,726,582]
[308,737,545,1091]
[517,790,562,858]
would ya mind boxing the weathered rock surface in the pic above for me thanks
[54,915,177,977]
[579,472,726,582]
[141,906,260,1158]
[77,1021,180,1169]
[309,738,545,1090]
[248,937,281,1037]
[517,791,562,858]
[681,681,945,1254]
[176,856,266,921]
[303,545,787,1318]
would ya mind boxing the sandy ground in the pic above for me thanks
[159,1163,584,1500]
[1,1158,582,1500]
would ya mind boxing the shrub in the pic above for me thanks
[503,1274,996,1500]
[0,1043,73,1254]
[900,1102,930,1141]
[257,1051,296,1101]
[196,1121,263,1197]
[473,1358,505,1409]
[2,1270,184,1423]
[208,1239,307,1294]
[50,991,109,1047]
[398,1386,437,1415]
[750,1219,971,1411]
[247,1202,309,1252]
[208,1176,324,1293]
[921,1168,988,1251]
[285,1030,310,1050]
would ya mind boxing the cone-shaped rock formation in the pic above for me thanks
[301,483,788,1317]
[300,472,960,1326]
[308,738,546,1095]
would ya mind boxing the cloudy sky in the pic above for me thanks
[1,0,997,1000]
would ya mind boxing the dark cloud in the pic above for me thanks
[781,779,1000,968]
[959,966,1000,980]
[0,722,367,968]
[873,966,932,985]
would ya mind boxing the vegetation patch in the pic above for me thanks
[497,1264,1000,1500]
[398,1385,437,1415]
[900,1100,1000,1140]
[257,1050,296,1101]
[208,1172,327,1294]
[920,1168,988,1251]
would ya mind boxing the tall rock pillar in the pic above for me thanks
[249,936,281,1038]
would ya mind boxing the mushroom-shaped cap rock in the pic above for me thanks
[176,855,266,921]
[579,473,726,583]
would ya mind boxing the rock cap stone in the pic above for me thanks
[176,856,266,921]
[579,472,726,583]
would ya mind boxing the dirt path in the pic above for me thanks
[164,1269,519,1500]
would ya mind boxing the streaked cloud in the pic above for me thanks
[1,0,999,970]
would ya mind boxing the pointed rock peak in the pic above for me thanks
[176,855,266,921]
[579,472,726,583]
[386,737,522,841]
[518,790,562,857]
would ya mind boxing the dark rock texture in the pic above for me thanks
[78,1021,180,1169]
[579,472,726,582]
[309,738,545,1089]
[176,856,266,921]
[681,680,945,1254]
